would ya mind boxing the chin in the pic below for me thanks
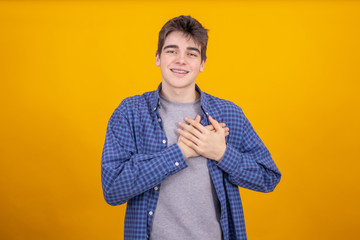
[166,80,195,89]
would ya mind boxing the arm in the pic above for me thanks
[216,106,281,193]
[101,102,187,206]
[178,105,281,193]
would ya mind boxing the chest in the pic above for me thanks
[134,107,214,154]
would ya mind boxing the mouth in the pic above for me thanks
[170,68,189,74]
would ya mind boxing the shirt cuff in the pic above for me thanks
[161,144,188,174]
[216,144,241,176]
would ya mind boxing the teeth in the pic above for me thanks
[171,69,188,74]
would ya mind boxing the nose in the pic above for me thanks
[175,53,186,64]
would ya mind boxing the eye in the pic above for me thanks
[166,50,176,54]
[188,52,198,57]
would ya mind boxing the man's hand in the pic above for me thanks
[177,115,228,162]
[177,115,229,159]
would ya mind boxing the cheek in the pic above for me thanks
[191,62,202,71]
[160,57,172,67]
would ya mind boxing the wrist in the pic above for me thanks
[214,145,226,162]
[177,142,190,158]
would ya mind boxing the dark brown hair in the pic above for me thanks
[157,15,209,62]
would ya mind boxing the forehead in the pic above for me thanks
[163,31,201,49]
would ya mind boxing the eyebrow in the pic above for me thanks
[163,45,201,54]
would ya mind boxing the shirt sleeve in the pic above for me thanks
[101,101,187,206]
[216,105,281,193]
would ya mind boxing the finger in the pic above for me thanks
[184,117,208,134]
[195,114,201,122]
[206,123,227,131]
[205,125,215,131]
[177,128,201,145]
[179,136,200,152]
[206,127,227,135]
[178,122,203,139]
[209,116,222,132]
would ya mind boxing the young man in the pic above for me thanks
[101,15,281,240]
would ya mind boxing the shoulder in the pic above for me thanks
[107,90,154,131]
[116,90,156,112]
[204,92,244,119]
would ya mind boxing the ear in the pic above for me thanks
[199,58,206,72]
[155,52,160,67]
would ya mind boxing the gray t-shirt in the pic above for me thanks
[150,94,222,240]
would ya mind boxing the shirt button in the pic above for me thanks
[206,112,209,115]
[149,211,153,216]
[175,162,179,166]
[147,234,149,238]
[162,139,166,144]
[153,107,156,111]
[158,118,161,122]
[154,186,158,191]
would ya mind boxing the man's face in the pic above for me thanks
[155,31,205,90]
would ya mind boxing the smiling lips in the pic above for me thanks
[170,68,189,74]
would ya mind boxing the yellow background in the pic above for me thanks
[1,0,359,239]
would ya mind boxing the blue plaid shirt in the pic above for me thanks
[101,83,281,240]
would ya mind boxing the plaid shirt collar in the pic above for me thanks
[150,82,210,114]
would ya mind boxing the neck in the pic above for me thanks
[160,82,200,103]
